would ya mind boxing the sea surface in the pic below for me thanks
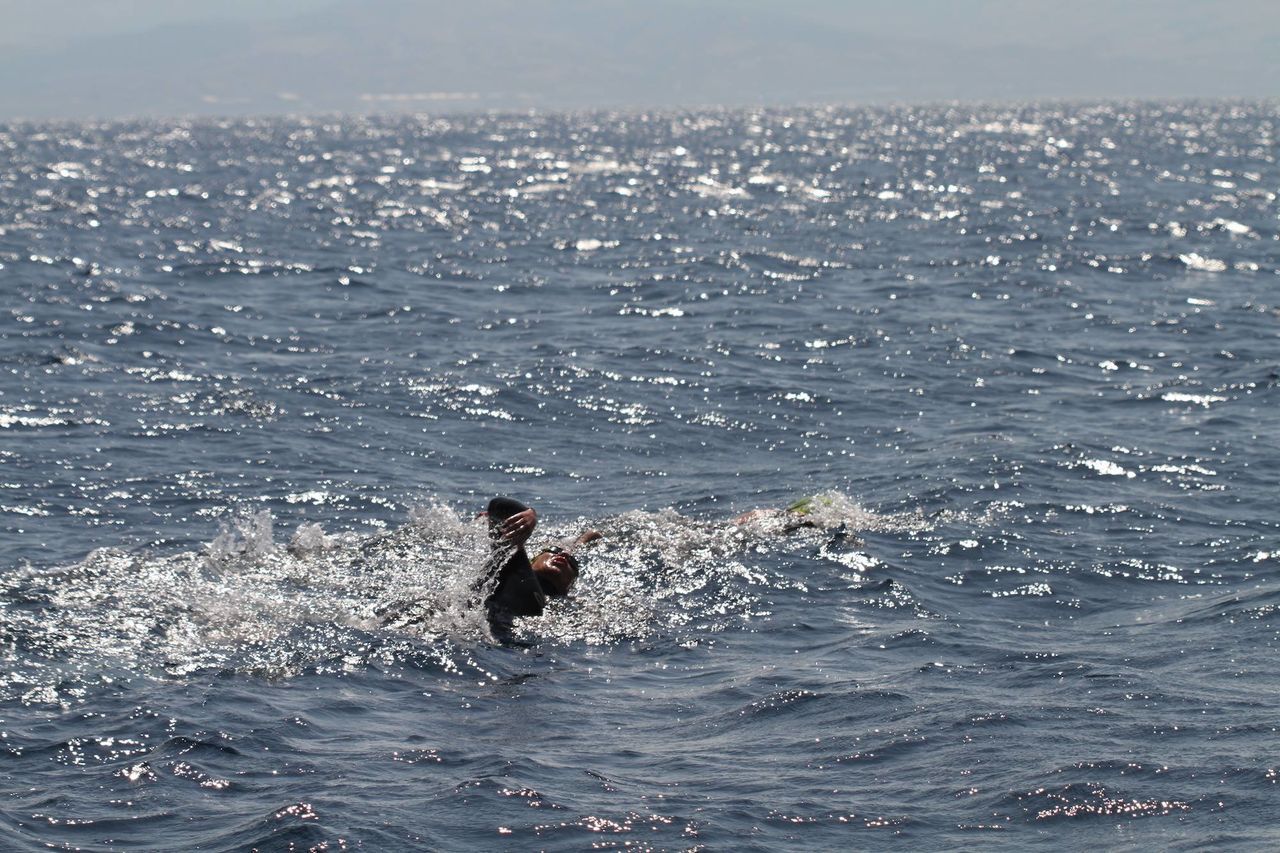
[1,101,1278,850]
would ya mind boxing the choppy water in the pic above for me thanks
[1,101,1278,849]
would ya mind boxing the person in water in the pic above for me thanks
[478,497,601,639]
[731,493,832,532]
[384,493,823,640]
[479,492,825,634]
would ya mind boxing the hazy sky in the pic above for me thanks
[0,0,1276,119]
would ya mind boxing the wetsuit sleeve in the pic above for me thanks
[479,498,547,626]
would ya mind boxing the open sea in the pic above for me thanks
[1,101,1278,850]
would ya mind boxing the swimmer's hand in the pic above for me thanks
[500,508,537,545]
[574,530,603,547]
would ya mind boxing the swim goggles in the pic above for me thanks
[538,546,581,572]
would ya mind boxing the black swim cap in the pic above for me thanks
[488,496,529,522]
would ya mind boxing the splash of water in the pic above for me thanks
[0,491,892,705]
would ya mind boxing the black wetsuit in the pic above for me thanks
[480,497,547,638]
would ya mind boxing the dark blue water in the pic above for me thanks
[2,102,1278,849]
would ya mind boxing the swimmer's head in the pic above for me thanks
[532,548,580,597]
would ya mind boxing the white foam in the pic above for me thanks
[1080,459,1135,478]
[687,175,747,199]
[288,523,334,555]
[1160,391,1228,407]
[1210,217,1252,235]
[1178,253,1228,272]
[2,494,891,701]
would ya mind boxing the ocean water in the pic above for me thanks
[1,101,1278,849]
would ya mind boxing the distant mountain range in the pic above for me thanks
[1,0,1274,120]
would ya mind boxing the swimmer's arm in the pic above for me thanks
[548,529,602,555]
[474,506,538,595]
[571,529,602,548]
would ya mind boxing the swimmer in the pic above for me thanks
[731,494,833,532]
[478,497,601,640]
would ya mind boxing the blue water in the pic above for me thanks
[1,101,1278,849]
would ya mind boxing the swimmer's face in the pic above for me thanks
[532,551,579,597]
